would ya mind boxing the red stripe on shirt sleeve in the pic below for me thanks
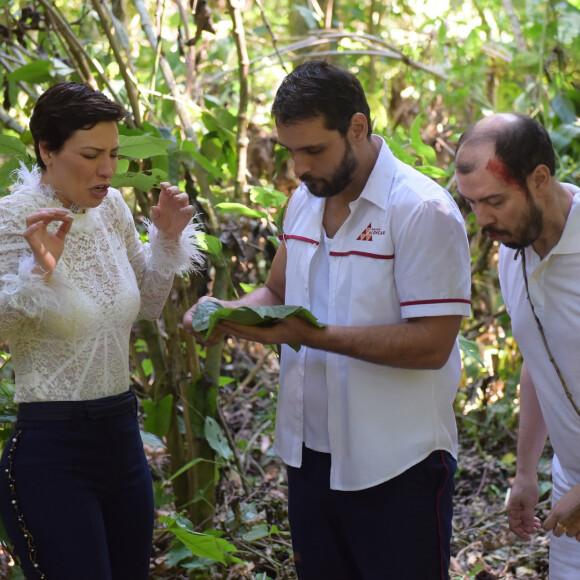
[278,234,319,245]
[400,298,471,307]
[329,250,394,260]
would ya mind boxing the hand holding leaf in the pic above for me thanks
[192,301,326,351]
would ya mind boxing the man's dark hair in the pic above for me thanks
[271,59,372,138]
[455,113,556,190]
[30,82,128,169]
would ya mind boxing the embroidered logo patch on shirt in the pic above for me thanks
[356,223,385,241]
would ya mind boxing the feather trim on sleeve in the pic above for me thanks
[145,219,205,277]
[1,254,73,320]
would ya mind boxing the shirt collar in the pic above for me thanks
[551,186,580,255]
[356,136,395,210]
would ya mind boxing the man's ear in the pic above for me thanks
[529,164,551,197]
[348,112,369,142]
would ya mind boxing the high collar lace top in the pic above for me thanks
[0,165,203,402]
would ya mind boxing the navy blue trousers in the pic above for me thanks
[287,447,456,580]
[0,391,154,580]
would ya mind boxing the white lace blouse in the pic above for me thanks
[0,166,202,402]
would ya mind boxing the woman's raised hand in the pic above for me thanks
[150,182,195,241]
[23,208,73,277]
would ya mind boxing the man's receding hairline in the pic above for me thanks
[455,138,496,175]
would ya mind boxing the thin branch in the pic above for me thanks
[131,0,197,140]
[324,0,334,29]
[90,0,142,125]
[206,31,448,84]
[0,108,25,134]
[502,0,527,52]
[227,0,250,202]
[253,0,289,74]
[174,0,198,99]
[38,0,94,83]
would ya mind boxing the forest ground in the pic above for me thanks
[149,341,553,580]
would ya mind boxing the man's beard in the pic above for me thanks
[301,140,359,198]
[483,196,544,250]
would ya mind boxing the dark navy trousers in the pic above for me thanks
[0,391,154,580]
[287,446,456,580]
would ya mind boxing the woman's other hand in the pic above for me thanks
[150,183,195,241]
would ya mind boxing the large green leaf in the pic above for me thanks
[192,301,326,351]
[204,416,233,460]
[118,135,170,159]
[159,515,239,564]
[410,115,436,166]
[552,94,577,125]
[416,165,448,178]
[215,202,267,219]
[111,168,168,191]
[0,157,25,191]
[181,141,227,180]
[8,60,52,83]
[250,186,288,209]
[196,233,224,260]
[458,334,485,368]
[142,394,173,439]
[385,137,417,166]
[0,135,28,157]
[139,430,166,448]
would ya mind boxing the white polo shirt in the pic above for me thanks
[499,188,580,486]
[274,137,472,490]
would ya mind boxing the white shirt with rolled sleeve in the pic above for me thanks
[498,188,580,579]
[274,137,472,491]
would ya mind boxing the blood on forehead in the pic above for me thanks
[485,158,522,190]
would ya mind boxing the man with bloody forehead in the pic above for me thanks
[455,113,580,579]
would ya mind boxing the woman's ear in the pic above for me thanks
[38,141,52,167]
[348,112,369,142]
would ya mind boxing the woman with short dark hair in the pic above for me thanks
[0,82,203,579]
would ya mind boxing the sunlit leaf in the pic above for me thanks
[159,515,239,564]
[140,430,166,448]
[0,157,25,191]
[118,135,170,159]
[384,137,417,166]
[8,61,52,83]
[111,169,168,191]
[196,233,223,259]
[416,165,447,178]
[459,334,485,367]
[410,115,436,165]
[0,135,28,157]
[250,186,288,208]
[215,202,267,219]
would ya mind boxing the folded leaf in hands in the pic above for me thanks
[192,301,326,351]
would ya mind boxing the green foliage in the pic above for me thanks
[1,0,579,575]
[142,395,174,439]
[158,514,241,565]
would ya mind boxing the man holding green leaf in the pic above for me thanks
[184,59,471,579]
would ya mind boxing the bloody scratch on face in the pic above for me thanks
[485,159,522,190]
